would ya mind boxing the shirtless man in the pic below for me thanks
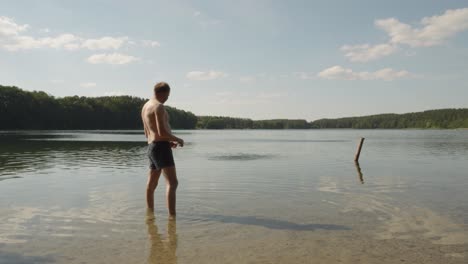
[141,82,184,217]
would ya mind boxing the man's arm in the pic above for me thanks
[155,105,183,144]
[143,123,149,138]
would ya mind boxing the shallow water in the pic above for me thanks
[0,130,467,263]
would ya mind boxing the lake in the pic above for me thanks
[0,130,467,263]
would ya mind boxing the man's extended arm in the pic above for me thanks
[155,105,184,145]
[143,123,149,138]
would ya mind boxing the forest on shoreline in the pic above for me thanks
[1,85,467,130]
[0,85,197,129]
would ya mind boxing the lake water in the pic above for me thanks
[0,130,467,264]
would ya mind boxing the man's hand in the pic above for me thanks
[176,138,184,147]
[170,142,178,148]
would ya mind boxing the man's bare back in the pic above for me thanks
[141,99,172,144]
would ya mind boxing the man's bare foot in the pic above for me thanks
[146,209,156,222]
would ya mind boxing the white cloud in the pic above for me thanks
[340,8,468,62]
[340,43,398,62]
[186,70,227,81]
[81,37,128,50]
[80,82,97,88]
[0,16,28,36]
[44,34,79,49]
[142,40,160,47]
[318,65,412,81]
[0,16,134,52]
[2,33,81,51]
[376,8,468,47]
[193,11,201,17]
[0,17,81,51]
[86,53,139,65]
[43,34,81,50]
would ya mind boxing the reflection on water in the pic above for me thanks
[146,211,177,264]
[198,215,350,231]
[355,161,364,184]
[0,250,55,264]
[0,136,146,176]
[0,176,22,182]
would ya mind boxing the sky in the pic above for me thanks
[1,0,467,121]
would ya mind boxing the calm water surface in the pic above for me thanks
[0,130,467,263]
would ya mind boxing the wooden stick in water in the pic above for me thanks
[354,137,365,162]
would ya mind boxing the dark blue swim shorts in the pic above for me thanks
[147,141,175,170]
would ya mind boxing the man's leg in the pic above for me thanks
[147,169,162,211]
[162,166,178,216]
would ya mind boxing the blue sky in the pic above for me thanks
[1,0,467,121]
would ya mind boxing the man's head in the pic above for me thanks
[154,82,170,103]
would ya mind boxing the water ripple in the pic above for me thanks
[208,153,277,161]
[0,140,146,176]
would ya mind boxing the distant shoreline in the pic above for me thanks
[1,85,467,130]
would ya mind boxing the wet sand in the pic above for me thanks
[0,193,466,264]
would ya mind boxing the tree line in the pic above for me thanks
[310,109,468,129]
[196,116,310,129]
[197,109,468,129]
[0,85,197,129]
[1,85,467,130]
